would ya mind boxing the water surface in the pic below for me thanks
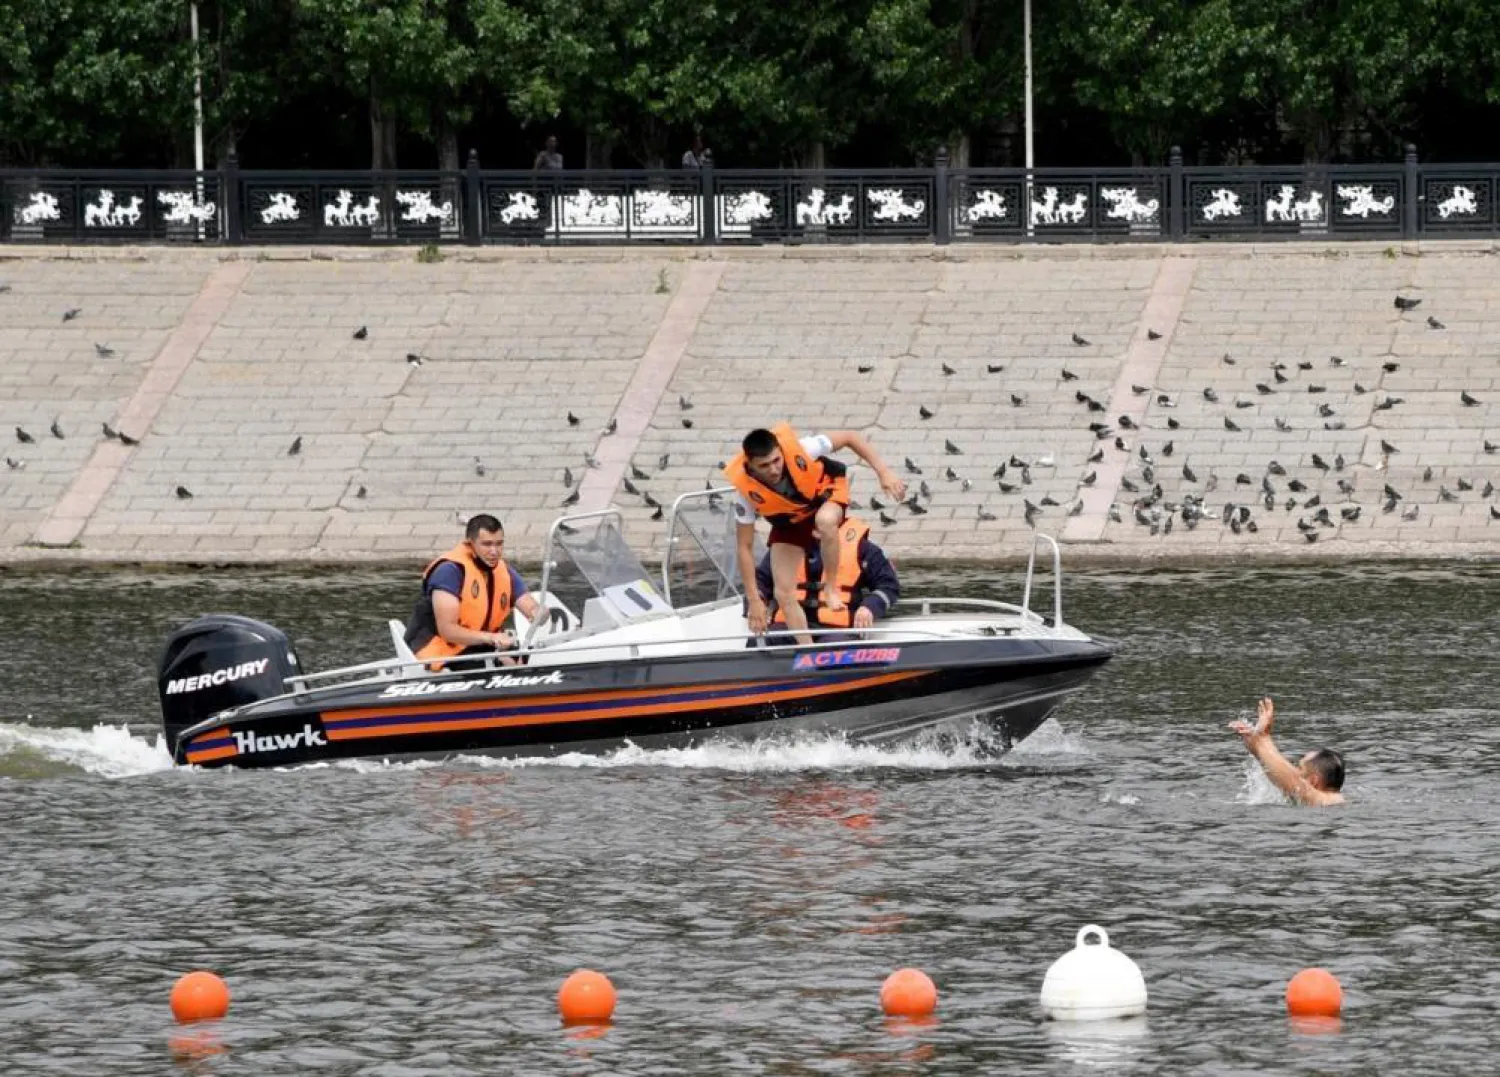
[1,561,1497,1073]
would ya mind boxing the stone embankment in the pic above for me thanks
[0,242,1495,566]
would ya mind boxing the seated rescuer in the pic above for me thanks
[724,424,905,646]
[404,514,554,668]
[754,516,900,638]
[1229,697,1345,807]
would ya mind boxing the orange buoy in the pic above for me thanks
[1286,967,1342,1018]
[880,968,937,1017]
[170,971,231,1023]
[558,969,616,1025]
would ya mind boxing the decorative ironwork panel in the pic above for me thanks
[1184,177,1259,234]
[1329,176,1403,232]
[2,174,223,242]
[240,174,462,243]
[1421,175,1495,232]
[482,172,703,242]
[949,172,1164,241]
[713,172,934,243]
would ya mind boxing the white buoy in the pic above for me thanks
[1039,925,1147,1021]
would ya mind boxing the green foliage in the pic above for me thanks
[0,0,1495,168]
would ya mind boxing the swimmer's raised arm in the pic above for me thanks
[1228,697,1345,807]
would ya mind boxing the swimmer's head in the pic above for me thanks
[1298,748,1345,792]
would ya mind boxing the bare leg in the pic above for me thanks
[815,502,846,612]
[771,541,814,646]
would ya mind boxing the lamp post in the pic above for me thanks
[191,1,205,239]
[1024,0,1034,172]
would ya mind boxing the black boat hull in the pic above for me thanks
[175,638,1113,769]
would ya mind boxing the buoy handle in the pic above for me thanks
[1076,924,1110,948]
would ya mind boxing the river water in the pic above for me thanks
[0,561,1497,1074]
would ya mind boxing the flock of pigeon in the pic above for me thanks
[4,293,1496,540]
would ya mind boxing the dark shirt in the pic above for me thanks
[534,150,564,170]
[754,536,900,618]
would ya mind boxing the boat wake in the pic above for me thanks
[0,718,1091,779]
[0,721,173,779]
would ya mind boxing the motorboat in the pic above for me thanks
[158,490,1116,769]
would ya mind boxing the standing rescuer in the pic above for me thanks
[724,424,905,645]
[404,513,554,668]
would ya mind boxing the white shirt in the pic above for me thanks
[733,434,834,524]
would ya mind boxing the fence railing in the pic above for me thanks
[2,145,1495,246]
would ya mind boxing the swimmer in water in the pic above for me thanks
[1229,697,1345,807]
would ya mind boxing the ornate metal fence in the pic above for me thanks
[3,146,1497,246]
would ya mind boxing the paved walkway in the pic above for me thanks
[0,242,1495,565]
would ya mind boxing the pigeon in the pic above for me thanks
[941,363,956,376]
[943,439,961,456]
[583,451,601,469]
[1256,383,1274,395]
[561,488,580,506]
[986,364,1005,374]
[1457,477,1473,492]
[353,326,368,340]
[998,482,1019,494]
[977,506,997,522]
[1182,464,1198,483]
[1353,383,1369,395]
[1236,473,1252,486]
[1120,477,1139,494]
[16,426,34,444]
[1108,505,1122,523]
[175,485,193,499]
[1081,471,1097,487]
[406,353,425,367]
[1318,403,1335,418]
[1118,416,1137,430]
[1311,454,1329,472]
[1024,500,1040,526]
[1487,441,1499,454]
[630,464,650,481]
[1423,466,1434,482]
[1068,500,1084,517]
[1334,454,1345,471]
[1222,353,1236,366]
[1427,316,1445,330]
[1402,504,1420,521]
[1039,496,1059,507]
[658,454,670,471]
[1384,483,1402,501]
[1010,394,1025,407]
[1224,417,1241,432]
[919,480,933,501]
[50,419,64,439]
[650,506,665,521]
[63,308,81,322]
[1380,440,1399,455]
[1337,479,1356,496]
[622,478,639,496]
[1330,356,1345,367]
[643,493,661,509]
[1492,506,1500,521]
[356,485,367,499]
[1061,368,1079,382]
[1141,465,1155,485]
[679,395,694,411]
[682,419,693,429]
[879,511,897,526]
[102,422,119,440]
[118,432,140,446]
[1132,384,1150,396]
[1461,391,1480,406]
[567,412,580,426]
[1374,397,1402,412]
[603,417,618,436]
[1340,506,1361,523]
[1485,481,1495,497]
[0,283,9,293]
[1324,421,1346,431]
[1157,394,1176,408]
[1147,329,1162,341]
[1439,486,1458,503]
[1166,417,1181,430]
[870,496,885,511]
[906,498,928,516]
[857,363,874,374]
[287,435,303,456]
[1087,448,1104,464]
[1204,388,1220,403]
[1275,418,1292,432]
[94,343,115,357]
[919,405,934,420]
[1071,333,1090,347]
[5,457,22,470]
[1288,479,1307,493]
[1308,384,1326,394]
[474,458,486,477]
[1305,495,1323,510]
[1235,399,1255,410]
[1298,362,1314,371]
[944,467,962,483]
[1274,369,1289,385]
[1394,296,1421,311]
[904,457,923,475]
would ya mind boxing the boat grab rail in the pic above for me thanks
[1020,533,1064,627]
[282,614,1053,694]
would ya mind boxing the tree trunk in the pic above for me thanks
[585,130,615,169]
[801,141,827,170]
[951,134,972,169]
[437,116,460,173]
[370,78,398,170]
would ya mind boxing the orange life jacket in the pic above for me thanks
[723,423,850,526]
[413,543,514,666]
[772,518,870,629]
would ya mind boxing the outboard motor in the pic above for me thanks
[157,615,300,753]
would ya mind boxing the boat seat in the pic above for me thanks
[388,619,424,676]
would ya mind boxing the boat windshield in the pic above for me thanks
[539,510,674,629]
[662,487,765,609]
